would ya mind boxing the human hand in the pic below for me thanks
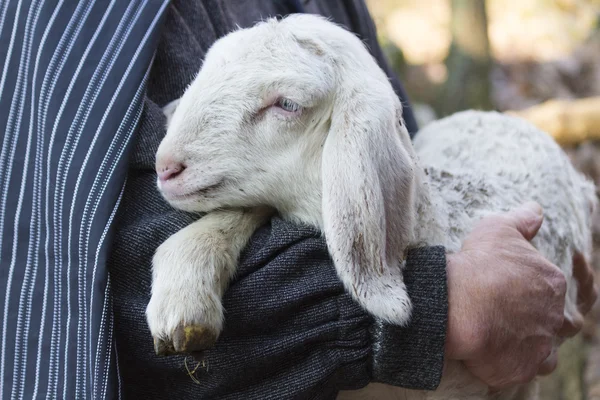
[443,201,594,389]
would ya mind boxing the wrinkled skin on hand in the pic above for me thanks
[445,202,599,390]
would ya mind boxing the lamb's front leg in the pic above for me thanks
[146,207,273,355]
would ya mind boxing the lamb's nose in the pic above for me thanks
[157,162,185,182]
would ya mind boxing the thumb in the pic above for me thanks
[507,201,544,241]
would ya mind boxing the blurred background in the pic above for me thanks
[364,0,600,398]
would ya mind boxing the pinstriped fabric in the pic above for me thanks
[0,0,169,398]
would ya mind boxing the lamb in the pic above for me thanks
[145,14,597,399]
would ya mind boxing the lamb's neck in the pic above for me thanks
[274,172,323,229]
[274,166,452,244]
[279,196,323,229]
[273,163,453,249]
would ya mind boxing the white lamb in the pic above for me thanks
[145,14,597,400]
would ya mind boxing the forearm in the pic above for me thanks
[225,221,449,395]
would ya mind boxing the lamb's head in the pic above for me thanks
[157,15,423,298]
[156,14,340,218]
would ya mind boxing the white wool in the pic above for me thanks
[147,14,597,400]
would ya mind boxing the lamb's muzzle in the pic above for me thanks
[148,13,596,400]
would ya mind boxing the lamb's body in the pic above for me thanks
[338,110,596,400]
[416,110,594,264]
[146,14,596,400]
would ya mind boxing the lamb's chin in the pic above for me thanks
[160,190,223,213]
[164,196,220,213]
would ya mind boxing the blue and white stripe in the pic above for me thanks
[0,0,169,398]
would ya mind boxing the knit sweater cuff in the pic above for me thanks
[370,246,448,390]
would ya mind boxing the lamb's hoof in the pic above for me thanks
[153,324,219,357]
[173,324,219,353]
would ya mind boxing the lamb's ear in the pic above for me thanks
[321,81,417,325]
[162,98,181,129]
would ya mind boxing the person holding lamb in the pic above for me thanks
[0,0,596,399]
[112,0,598,398]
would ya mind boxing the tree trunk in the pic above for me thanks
[439,0,493,116]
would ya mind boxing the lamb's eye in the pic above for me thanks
[276,98,301,113]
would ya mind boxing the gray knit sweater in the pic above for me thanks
[108,1,448,399]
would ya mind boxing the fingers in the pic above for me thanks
[557,312,584,338]
[541,253,597,376]
[507,201,544,241]
[554,253,594,339]
[573,253,598,315]
[537,350,558,376]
